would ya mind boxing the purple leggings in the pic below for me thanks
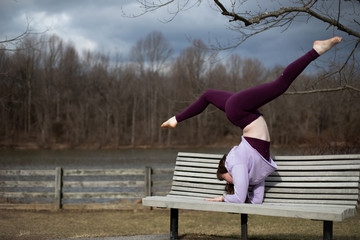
[176,49,319,129]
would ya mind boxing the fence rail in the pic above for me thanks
[0,167,173,209]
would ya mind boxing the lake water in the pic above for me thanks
[0,147,232,170]
[1,145,357,170]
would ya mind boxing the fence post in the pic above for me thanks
[54,167,63,209]
[145,167,152,197]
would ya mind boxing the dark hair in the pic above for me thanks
[216,154,234,194]
[225,183,234,194]
[216,154,228,180]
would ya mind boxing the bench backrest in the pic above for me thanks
[168,152,360,207]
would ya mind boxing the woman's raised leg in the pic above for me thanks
[161,89,233,128]
[162,37,342,129]
[225,37,342,128]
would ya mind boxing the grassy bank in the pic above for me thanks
[0,202,359,240]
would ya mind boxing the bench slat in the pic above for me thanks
[172,181,225,190]
[264,198,357,206]
[173,176,223,184]
[265,182,359,188]
[277,165,360,170]
[176,161,219,168]
[177,163,359,170]
[143,196,357,221]
[174,166,217,174]
[265,193,359,200]
[167,190,359,200]
[266,176,359,182]
[270,171,360,177]
[273,155,360,160]
[265,187,359,194]
[275,160,360,166]
[174,171,216,179]
[169,190,219,198]
[176,156,220,164]
[171,186,225,195]
[178,152,223,159]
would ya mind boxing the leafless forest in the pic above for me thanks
[0,30,359,151]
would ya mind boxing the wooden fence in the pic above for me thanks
[0,167,173,209]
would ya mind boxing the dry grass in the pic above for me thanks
[0,202,359,240]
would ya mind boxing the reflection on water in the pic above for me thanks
[0,147,231,170]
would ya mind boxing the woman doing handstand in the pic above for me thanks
[161,37,342,204]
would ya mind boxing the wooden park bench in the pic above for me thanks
[142,152,360,240]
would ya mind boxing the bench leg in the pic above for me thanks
[170,208,179,240]
[241,214,248,240]
[323,221,333,240]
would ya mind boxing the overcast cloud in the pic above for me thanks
[0,0,358,69]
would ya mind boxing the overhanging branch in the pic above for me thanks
[285,85,360,95]
[213,0,360,38]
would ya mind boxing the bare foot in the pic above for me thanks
[161,116,177,129]
[313,36,342,55]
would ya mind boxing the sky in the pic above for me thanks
[0,0,358,69]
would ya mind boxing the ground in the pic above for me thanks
[0,201,359,240]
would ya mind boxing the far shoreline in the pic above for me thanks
[0,140,358,155]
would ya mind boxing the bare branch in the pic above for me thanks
[305,6,360,38]
[285,85,360,95]
[213,0,360,38]
[0,22,32,51]
[123,0,202,22]
[213,0,251,25]
[0,30,29,45]
[308,39,360,89]
[0,19,48,51]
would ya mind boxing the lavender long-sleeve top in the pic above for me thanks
[224,137,278,204]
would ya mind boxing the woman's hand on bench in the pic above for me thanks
[205,196,225,202]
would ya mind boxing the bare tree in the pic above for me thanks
[130,31,173,143]
[15,36,42,138]
[0,29,358,149]
[131,30,173,73]
[132,0,360,93]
